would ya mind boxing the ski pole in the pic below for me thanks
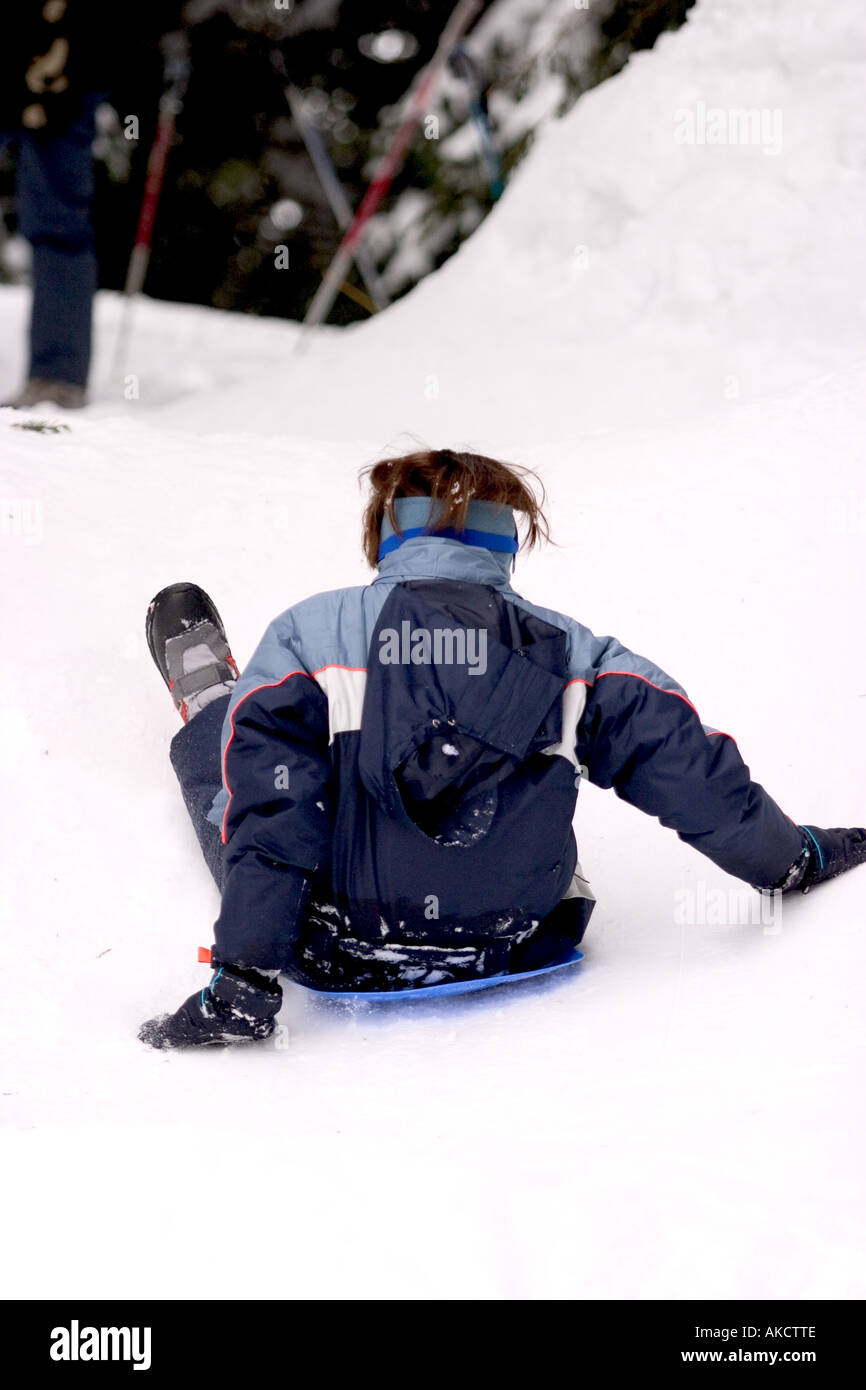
[301,0,483,335]
[114,32,190,376]
[449,43,504,200]
[270,50,389,313]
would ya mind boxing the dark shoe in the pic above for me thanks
[146,582,239,722]
[4,378,86,409]
[774,825,866,893]
[139,962,282,1049]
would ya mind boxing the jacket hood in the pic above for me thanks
[358,576,569,840]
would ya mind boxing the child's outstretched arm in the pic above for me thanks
[575,636,864,892]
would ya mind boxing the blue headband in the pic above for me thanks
[378,497,519,561]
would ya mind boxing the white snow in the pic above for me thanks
[1,0,864,1300]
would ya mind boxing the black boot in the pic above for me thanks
[146,582,239,722]
[139,962,282,1049]
[773,825,866,893]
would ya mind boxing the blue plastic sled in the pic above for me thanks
[303,947,584,1003]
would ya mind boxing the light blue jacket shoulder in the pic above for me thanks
[206,533,689,827]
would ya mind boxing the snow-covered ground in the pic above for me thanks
[1,0,864,1299]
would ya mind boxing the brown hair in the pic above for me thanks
[359,447,551,568]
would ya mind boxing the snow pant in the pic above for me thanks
[2,95,99,388]
[169,693,230,894]
[170,695,587,986]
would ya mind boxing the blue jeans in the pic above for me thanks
[4,96,99,387]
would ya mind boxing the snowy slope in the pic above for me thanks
[146,0,865,444]
[1,0,865,1300]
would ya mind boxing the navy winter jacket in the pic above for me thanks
[207,499,802,985]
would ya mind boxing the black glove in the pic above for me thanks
[773,825,866,894]
[139,959,282,1050]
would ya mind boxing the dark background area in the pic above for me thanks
[1,0,696,326]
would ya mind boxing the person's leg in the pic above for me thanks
[146,698,286,1050]
[168,692,230,892]
[17,95,99,390]
[141,584,285,1049]
[147,583,240,890]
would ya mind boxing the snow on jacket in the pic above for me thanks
[208,498,803,985]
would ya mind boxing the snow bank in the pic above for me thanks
[144,0,866,444]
